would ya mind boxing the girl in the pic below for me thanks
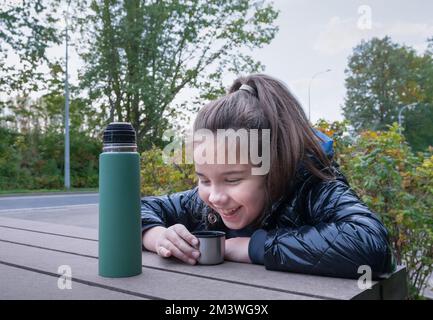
[141,74,395,279]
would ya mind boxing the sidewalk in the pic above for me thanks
[0,190,98,197]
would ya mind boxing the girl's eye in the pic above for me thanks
[199,180,210,185]
[226,179,241,183]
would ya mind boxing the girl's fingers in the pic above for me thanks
[164,240,196,265]
[167,228,200,259]
[172,224,199,248]
[157,246,171,258]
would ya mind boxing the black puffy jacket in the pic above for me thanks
[141,162,395,280]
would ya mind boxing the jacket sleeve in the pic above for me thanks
[249,178,395,279]
[141,187,203,233]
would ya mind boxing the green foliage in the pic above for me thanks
[404,104,433,153]
[140,145,196,196]
[0,126,21,189]
[343,36,433,152]
[0,126,101,190]
[0,0,61,94]
[76,0,279,150]
[0,91,101,190]
[0,75,102,190]
[315,120,433,299]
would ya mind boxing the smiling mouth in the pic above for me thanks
[218,206,241,217]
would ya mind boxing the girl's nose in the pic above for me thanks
[208,187,229,206]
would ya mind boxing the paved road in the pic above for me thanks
[0,193,99,229]
[0,193,98,210]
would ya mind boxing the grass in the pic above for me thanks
[0,187,98,196]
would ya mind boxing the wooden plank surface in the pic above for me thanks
[0,263,142,300]
[0,226,378,300]
[0,216,96,239]
[0,232,312,300]
[0,217,404,300]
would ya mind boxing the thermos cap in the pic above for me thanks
[103,122,136,145]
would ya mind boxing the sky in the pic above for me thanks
[250,0,433,124]
[4,0,433,125]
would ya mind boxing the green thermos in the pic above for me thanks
[98,122,142,277]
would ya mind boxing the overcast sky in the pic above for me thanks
[251,0,433,123]
[7,0,433,125]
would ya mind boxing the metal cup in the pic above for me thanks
[192,231,225,265]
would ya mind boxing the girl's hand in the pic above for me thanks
[143,224,200,265]
[224,237,252,263]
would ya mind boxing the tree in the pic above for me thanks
[343,37,418,131]
[75,0,279,150]
[404,103,433,152]
[403,39,433,152]
[0,0,61,94]
[343,37,433,151]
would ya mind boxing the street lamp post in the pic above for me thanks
[64,3,70,190]
[398,103,417,135]
[308,69,331,121]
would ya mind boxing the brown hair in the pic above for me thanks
[193,73,335,203]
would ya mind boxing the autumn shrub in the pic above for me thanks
[140,145,196,196]
[316,120,433,299]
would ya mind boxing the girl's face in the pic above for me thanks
[194,141,267,230]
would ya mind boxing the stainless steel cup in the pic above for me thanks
[192,231,225,265]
